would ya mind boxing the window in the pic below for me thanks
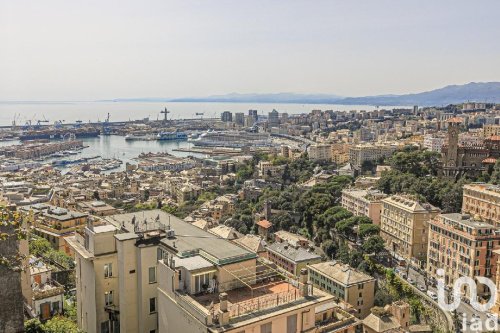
[149,297,157,313]
[261,322,272,333]
[104,263,113,278]
[149,267,157,284]
[287,314,297,333]
[101,321,110,333]
[150,330,156,333]
[105,291,113,306]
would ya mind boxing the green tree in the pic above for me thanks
[362,236,385,254]
[25,318,44,333]
[42,316,81,333]
[321,240,338,259]
[491,159,500,185]
[358,224,380,239]
[29,237,52,257]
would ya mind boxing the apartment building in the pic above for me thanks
[308,144,332,161]
[341,189,387,225]
[423,134,445,152]
[484,124,500,138]
[266,242,322,276]
[158,245,359,333]
[22,203,88,255]
[67,210,174,333]
[380,195,440,264]
[349,144,397,169]
[462,183,500,227]
[308,261,376,319]
[427,213,500,299]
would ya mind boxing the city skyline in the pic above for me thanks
[1,0,500,101]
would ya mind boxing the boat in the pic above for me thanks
[125,134,156,141]
[19,126,100,141]
[157,131,188,141]
[191,131,271,148]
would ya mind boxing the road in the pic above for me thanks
[405,266,495,332]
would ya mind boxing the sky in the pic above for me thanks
[1,0,500,101]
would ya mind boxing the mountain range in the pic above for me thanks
[109,82,500,106]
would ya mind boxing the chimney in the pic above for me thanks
[218,293,230,326]
[300,268,309,297]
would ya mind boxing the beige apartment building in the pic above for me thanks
[308,261,376,319]
[380,195,440,264]
[308,144,333,161]
[427,213,500,299]
[341,189,387,225]
[484,124,500,138]
[349,144,397,169]
[157,221,360,333]
[462,183,500,227]
[67,210,172,333]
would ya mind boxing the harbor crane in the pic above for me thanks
[102,113,111,135]
[196,112,204,120]
[161,107,170,122]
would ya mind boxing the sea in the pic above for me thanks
[0,101,393,172]
[0,101,387,125]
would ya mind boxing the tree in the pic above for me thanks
[358,224,380,239]
[42,316,81,333]
[93,190,100,200]
[29,237,52,257]
[491,160,500,185]
[143,188,150,201]
[362,236,385,254]
[374,289,395,306]
[25,318,44,333]
[321,240,337,259]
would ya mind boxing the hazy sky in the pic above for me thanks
[1,0,500,100]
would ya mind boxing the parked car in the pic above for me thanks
[418,285,427,292]
[407,277,416,285]
[427,290,438,301]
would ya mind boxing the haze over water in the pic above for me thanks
[0,101,391,126]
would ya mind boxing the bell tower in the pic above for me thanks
[446,119,461,167]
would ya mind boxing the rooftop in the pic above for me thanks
[267,242,321,263]
[106,210,256,265]
[308,261,376,286]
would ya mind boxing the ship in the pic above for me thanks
[19,127,100,141]
[125,134,156,141]
[191,131,271,148]
[156,131,188,141]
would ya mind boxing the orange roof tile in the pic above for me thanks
[490,135,500,141]
[256,219,272,229]
[482,157,498,164]
[447,117,463,123]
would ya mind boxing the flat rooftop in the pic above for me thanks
[105,210,256,265]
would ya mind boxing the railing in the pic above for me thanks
[228,289,300,318]
[175,292,212,326]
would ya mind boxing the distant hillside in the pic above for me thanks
[106,82,500,106]
[169,92,343,104]
[336,82,500,106]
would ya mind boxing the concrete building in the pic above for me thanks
[308,144,332,161]
[266,241,322,276]
[427,213,500,299]
[341,189,387,225]
[380,195,440,264]
[268,109,280,127]
[67,211,175,333]
[362,301,411,333]
[349,144,397,169]
[27,260,65,321]
[234,112,245,126]
[423,134,445,152]
[484,124,500,138]
[158,253,359,333]
[308,261,376,319]
[22,203,88,255]
[221,111,232,122]
[462,183,500,227]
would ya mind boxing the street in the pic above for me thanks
[405,266,495,333]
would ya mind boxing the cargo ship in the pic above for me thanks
[157,131,188,141]
[19,127,100,141]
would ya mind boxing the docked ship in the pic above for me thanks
[19,127,100,141]
[191,131,271,148]
[125,134,156,141]
[157,131,188,141]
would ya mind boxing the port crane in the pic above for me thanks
[196,112,204,119]
[33,116,50,130]
[102,113,112,135]
[161,107,170,122]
